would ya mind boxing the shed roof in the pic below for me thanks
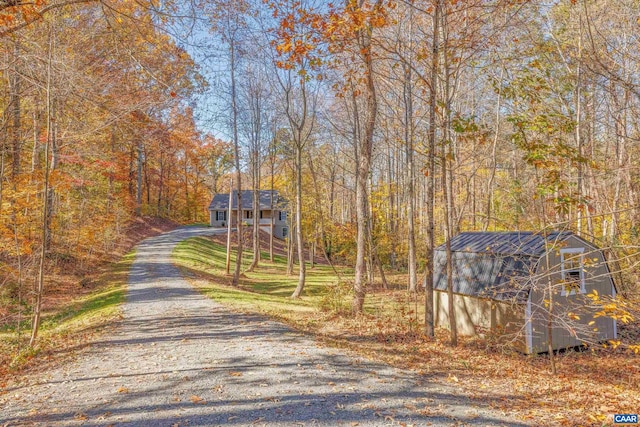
[436,231,573,257]
[208,190,286,211]
[433,231,584,303]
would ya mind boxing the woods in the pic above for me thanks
[2,0,640,359]
[0,2,223,342]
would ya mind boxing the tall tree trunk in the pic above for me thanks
[352,12,378,313]
[484,65,504,231]
[9,40,21,178]
[270,144,275,262]
[226,179,233,275]
[248,149,260,272]
[230,39,243,287]
[441,3,457,346]
[136,140,143,216]
[404,62,417,292]
[30,24,55,347]
[424,0,440,338]
[575,16,584,235]
[291,144,306,298]
[44,102,58,251]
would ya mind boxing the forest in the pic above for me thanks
[1,0,639,366]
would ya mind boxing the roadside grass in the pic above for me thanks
[173,237,342,324]
[174,236,640,427]
[0,251,133,377]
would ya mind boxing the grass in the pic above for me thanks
[173,236,640,426]
[173,237,343,325]
[0,251,133,376]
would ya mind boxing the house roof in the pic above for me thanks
[433,231,585,302]
[208,190,286,211]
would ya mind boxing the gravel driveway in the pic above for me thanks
[1,226,528,427]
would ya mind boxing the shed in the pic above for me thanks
[432,231,617,353]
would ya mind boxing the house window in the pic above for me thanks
[216,211,226,221]
[279,211,287,221]
[245,210,253,219]
[560,248,585,296]
[260,211,264,219]
[282,227,288,238]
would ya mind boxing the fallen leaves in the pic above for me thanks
[189,395,206,404]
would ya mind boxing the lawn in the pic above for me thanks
[174,236,640,427]
[173,236,346,324]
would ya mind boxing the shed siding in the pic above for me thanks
[434,290,526,352]
[529,235,616,353]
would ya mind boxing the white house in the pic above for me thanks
[208,190,289,240]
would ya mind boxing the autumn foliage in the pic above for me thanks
[0,3,225,336]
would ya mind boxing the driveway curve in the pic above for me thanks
[1,226,526,426]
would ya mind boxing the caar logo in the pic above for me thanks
[614,414,639,424]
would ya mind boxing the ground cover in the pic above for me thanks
[174,234,640,427]
[0,216,178,379]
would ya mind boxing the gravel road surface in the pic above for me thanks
[1,226,528,426]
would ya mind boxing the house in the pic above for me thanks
[208,190,289,240]
[431,231,617,353]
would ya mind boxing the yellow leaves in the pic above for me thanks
[587,292,634,324]
[228,371,243,377]
[116,386,129,393]
[587,412,606,423]
[567,312,580,321]
[608,340,621,350]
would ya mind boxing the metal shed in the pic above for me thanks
[432,231,617,353]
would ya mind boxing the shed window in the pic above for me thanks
[245,210,254,219]
[217,211,227,221]
[282,227,288,238]
[279,211,287,221]
[560,248,585,296]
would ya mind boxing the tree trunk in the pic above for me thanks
[9,40,21,178]
[404,62,417,293]
[484,65,504,231]
[352,17,378,313]
[30,25,55,347]
[270,145,275,262]
[424,0,440,338]
[247,150,260,272]
[136,140,143,216]
[441,3,457,346]
[287,223,295,276]
[230,39,243,287]
[226,179,233,275]
[291,144,306,298]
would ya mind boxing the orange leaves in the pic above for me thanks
[268,0,391,78]
[189,395,206,404]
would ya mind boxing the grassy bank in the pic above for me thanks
[173,236,345,326]
[173,236,640,426]
[0,251,133,377]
